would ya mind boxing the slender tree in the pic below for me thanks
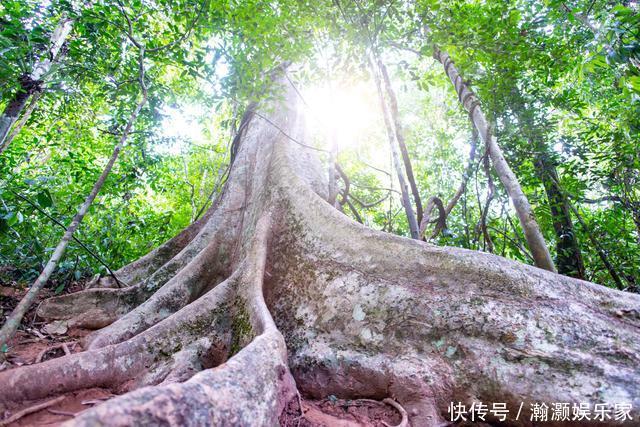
[0,48,149,348]
[535,152,586,278]
[378,59,423,224]
[370,55,420,239]
[432,47,556,272]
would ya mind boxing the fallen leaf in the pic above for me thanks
[43,320,68,335]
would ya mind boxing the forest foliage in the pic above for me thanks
[0,0,638,292]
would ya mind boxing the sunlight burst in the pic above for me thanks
[302,81,381,153]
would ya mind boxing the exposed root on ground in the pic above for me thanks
[35,341,72,363]
[0,388,114,427]
[279,396,406,427]
[36,206,234,335]
[0,396,65,426]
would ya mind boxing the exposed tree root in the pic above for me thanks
[36,283,154,330]
[36,203,237,335]
[0,396,65,426]
[84,236,230,349]
[0,388,114,426]
[0,274,237,403]
[35,341,72,363]
[380,399,408,427]
[0,77,639,427]
[111,208,214,286]
[47,408,77,417]
[304,398,408,427]
[61,215,297,426]
[282,397,406,427]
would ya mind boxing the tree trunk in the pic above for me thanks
[433,48,556,272]
[0,75,638,427]
[370,57,420,239]
[0,76,37,152]
[0,88,44,155]
[378,59,423,224]
[0,18,72,151]
[535,153,586,279]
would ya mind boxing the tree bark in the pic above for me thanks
[571,205,626,289]
[0,89,44,155]
[433,47,556,272]
[0,76,37,153]
[0,74,638,426]
[0,18,72,152]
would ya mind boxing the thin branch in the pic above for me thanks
[351,182,401,194]
[115,0,143,49]
[546,174,626,290]
[349,192,389,209]
[477,151,495,253]
[342,192,364,224]
[335,163,350,204]
[356,156,391,176]
[572,195,624,204]
[251,110,330,153]
[147,0,208,53]
[487,226,534,262]
[193,164,228,221]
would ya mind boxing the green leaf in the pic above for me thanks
[36,190,54,208]
[5,211,17,226]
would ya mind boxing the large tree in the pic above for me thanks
[0,75,639,426]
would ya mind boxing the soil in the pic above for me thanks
[1,282,88,370]
[279,396,403,427]
[1,388,116,426]
[1,281,117,426]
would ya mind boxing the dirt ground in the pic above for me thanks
[1,281,120,426]
[1,388,116,426]
[279,395,405,427]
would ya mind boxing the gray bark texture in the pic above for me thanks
[0,76,638,426]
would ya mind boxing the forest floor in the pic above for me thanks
[0,278,405,427]
[0,279,113,426]
[279,396,403,427]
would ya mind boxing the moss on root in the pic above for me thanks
[230,303,254,356]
